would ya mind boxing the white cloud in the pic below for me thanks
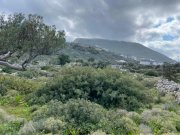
[134,14,180,60]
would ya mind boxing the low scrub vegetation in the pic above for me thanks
[28,67,154,111]
[0,67,179,135]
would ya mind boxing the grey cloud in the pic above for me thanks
[0,0,180,60]
[1,0,180,40]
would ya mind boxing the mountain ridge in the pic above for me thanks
[74,38,175,63]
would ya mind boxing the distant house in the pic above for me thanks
[152,61,163,66]
[140,58,163,65]
[115,60,127,64]
[66,62,82,67]
[111,59,127,70]
[111,64,122,69]
[140,59,151,65]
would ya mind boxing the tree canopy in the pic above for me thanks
[0,13,65,70]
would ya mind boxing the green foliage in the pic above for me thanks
[18,69,40,79]
[0,60,179,135]
[2,67,13,73]
[0,13,65,54]
[145,70,159,77]
[58,54,71,65]
[141,108,180,134]
[0,13,65,70]
[101,116,139,135]
[28,67,153,111]
[95,61,110,68]
[0,84,7,96]
[0,74,44,94]
[32,99,105,134]
[176,121,180,132]
[0,121,22,135]
[163,63,178,82]
[40,66,51,70]
[88,57,95,62]
[87,46,99,54]
[32,99,140,135]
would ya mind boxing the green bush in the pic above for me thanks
[100,116,139,135]
[141,108,180,134]
[0,75,44,94]
[40,66,52,71]
[58,54,70,65]
[0,84,7,96]
[2,67,13,73]
[0,121,22,135]
[18,70,40,79]
[145,70,159,77]
[33,99,106,134]
[28,67,153,111]
[32,99,141,135]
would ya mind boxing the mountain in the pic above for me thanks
[74,38,175,63]
[57,43,135,64]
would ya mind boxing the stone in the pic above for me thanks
[156,79,180,104]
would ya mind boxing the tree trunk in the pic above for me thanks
[0,61,25,71]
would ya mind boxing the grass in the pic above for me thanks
[1,105,31,120]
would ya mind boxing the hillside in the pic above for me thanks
[57,43,135,64]
[74,38,175,63]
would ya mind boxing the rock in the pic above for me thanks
[156,79,180,104]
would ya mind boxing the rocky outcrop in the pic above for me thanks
[156,79,180,104]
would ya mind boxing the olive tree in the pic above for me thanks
[0,13,65,70]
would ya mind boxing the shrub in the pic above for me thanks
[33,117,65,134]
[127,112,141,125]
[142,79,157,89]
[58,54,70,65]
[0,84,7,96]
[91,130,107,135]
[141,108,180,134]
[32,99,106,134]
[18,121,36,135]
[145,70,159,77]
[0,121,22,135]
[2,67,13,73]
[40,66,51,71]
[100,116,139,135]
[0,75,44,94]
[32,99,142,135]
[28,67,153,111]
[18,70,40,79]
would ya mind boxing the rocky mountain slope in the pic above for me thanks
[74,38,175,63]
[57,43,136,64]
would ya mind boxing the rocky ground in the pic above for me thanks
[156,79,180,104]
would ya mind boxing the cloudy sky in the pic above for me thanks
[0,0,180,60]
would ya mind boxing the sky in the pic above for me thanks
[0,0,180,61]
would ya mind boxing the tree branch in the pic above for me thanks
[0,51,12,60]
[21,54,38,69]
[0,51,38,71]
[0,61,25,71]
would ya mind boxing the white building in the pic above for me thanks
[111,64,122,69]
[140,58,163,65]
[140,59,151,65]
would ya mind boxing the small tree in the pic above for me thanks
[162,63,177,81]
[0,13,65,70]
[88,57,95,62]
[58,54,70,65]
